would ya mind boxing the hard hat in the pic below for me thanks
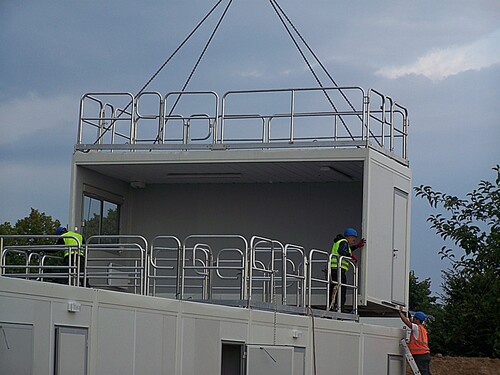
[56,226,67,235]
[414,311,427,322]
[344,228,358,237]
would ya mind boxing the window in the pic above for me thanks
[82,195,120,239]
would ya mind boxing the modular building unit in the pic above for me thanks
[70,87,411,313]
[0,277,405,375]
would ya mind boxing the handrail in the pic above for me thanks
[307,249,358,312]
[1,234,359,316]
[135,91,163,143]
[79,92,135,145]
[335,256,358,314]
[1,249,29,277]
[284,244,307,307]
[307,248,330,308]
[249,236,284,304]
[181,234,249,300]
[86,235,148,295]
[164,91,219,145]
[76,87,409,161]
[0,235,82,285]
[149,235,182,297]
[221,86,365,145]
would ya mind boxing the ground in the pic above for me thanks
[405,356,500,375]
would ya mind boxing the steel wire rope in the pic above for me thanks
[88,0,224,147]
[268,0,354,141]
[155,0,234,144]
[270,0,382,146]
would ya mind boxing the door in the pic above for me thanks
[221,342,245,375]
[246,345,294,375]
[0,323,33,375]
[391,189,408,305]
[387,354,404,375]
[54,326,88,375]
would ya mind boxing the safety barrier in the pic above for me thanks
[1,233,358,315]
[307,249,358,313]
[149,235,182,297]
[0,235,83,286]
[76,87,409,161]
[85,235,148,295]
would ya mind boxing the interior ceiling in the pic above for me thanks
[84,160,364,185]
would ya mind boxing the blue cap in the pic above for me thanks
[56,226,66,235]
[344,228,358,237]
[414,311,427,322]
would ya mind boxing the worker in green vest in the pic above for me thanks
[56,226,87,286]
[330,227,365,312]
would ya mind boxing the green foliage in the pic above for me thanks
[0,208,61,270]
[415,165,500,358]
[15,208,61,244]
[409,270,437,312]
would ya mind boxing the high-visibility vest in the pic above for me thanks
[331,238,351,271]
[62,231,85,257]
[408,324,430,355]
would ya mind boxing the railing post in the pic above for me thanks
[183,119,190,144]
[158,97,165,143]
[289,89,295,143]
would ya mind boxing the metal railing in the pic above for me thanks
[76,87,409,161]
[85,235,148,295]
[284,244,307,307]
[1,233,358,316]
[179,235,248,301]
[0,235,83,286]
[307,248,358,313]
[149,235,182,297]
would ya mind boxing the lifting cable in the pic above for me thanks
[270,0,381,145]
[155,0,234,143]
[268,0,354,141]
[91,0,225,146]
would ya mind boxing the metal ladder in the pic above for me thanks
[400,338,421,375]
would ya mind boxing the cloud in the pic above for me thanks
[376,28,500,80]
[0,93,78,145]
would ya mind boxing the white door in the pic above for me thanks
[247,345,294,375]
[391,189,408,305]
[55,326,88,375]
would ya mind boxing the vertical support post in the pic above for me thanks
[289,89,295,144]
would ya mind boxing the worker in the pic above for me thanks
[330,227,365,312]
[56,226,87,286]
[399,306,432,374]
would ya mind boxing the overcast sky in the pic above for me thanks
[1,0,499,295]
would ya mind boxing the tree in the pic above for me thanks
[409,270,437,313]
[0,208,61,272]
[415,165,499,357]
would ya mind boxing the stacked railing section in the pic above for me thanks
[1,234,357,315]
[77,87,409,161]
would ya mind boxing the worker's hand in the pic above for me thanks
[351,254,358,262]
[399,305,403,313]
[354,238,366,249]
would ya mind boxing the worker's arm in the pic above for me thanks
[399,306,412,329]
[350,238,366,251]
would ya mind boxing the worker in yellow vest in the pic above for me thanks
[56,226,87,286]
[399,306,432,374]
[330,227,365,312]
